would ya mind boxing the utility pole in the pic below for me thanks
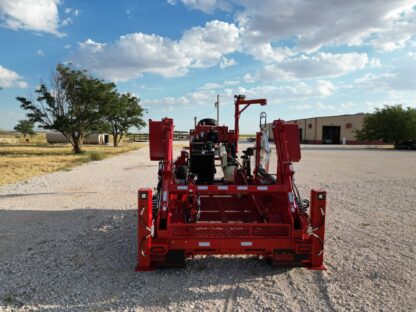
[194,116,197,127]
[215,94,219,125]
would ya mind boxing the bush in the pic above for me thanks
[90,151,107,161]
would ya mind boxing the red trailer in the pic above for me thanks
[137,95,327,270]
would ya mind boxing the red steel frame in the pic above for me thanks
[136,96,327,271]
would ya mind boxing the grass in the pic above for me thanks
[0,142,142,186]
[239,134,256,139]
[89,151,107,161]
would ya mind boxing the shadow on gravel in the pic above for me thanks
[300,146,393,151]
[0,192,97,198]
[0,209,291,311]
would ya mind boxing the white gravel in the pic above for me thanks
[0,144,415,311]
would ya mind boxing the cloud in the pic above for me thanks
[0,65,28,88]
[236,0,416,52]
[36,49,45,56]
[369,58,382,68]
[276,52,368,79]
[200,82,222,90]
[243,73,256,83]
[167,0,230,14]
[243,80,337,100]
[0,0,63,36]
[248,52,369,82]
[224,80,239,85]
[183,0,415,53]
[354,55,416,91]
[72,2,414,83]
[315,103,336,111]
[143,79,336,111]
[73,20,240,80]
[219,56,236,69]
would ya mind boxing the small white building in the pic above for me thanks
[46,132,109,144]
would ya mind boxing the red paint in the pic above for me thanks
[137,95,327,270]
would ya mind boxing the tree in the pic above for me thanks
[16,64,116,153]
[100,92,146,147]
[355,105,416,145]
[14,120,35,140]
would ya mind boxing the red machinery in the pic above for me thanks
[136,95,326,271]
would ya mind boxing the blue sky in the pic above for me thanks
[0,0,415,133]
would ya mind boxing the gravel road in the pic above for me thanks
[1,145,415,311]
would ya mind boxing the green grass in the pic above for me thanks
[89,151,107,161]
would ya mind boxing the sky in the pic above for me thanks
[0,0,415,133]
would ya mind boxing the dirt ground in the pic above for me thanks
[0,144,415,311]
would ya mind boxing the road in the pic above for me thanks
[0,145,415,311]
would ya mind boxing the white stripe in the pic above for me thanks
[257,186,268,191]
[237,186,248,190]
[163,191,168,201]
[197,185,208,190]
[288,192,294,203]
[177,185,188,190]
[241,242,252,246]
[198,242,210,247]
[217,186,228,190]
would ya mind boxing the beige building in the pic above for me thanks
[46,132,109,144]
[267,113,378,144]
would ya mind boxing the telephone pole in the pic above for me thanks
[215,94,219,125]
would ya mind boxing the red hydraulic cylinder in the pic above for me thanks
[136,188,154,271]
[309,189,327,270]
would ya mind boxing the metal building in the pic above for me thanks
[266,113,380,144]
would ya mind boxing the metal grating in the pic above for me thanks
[169,224,290,238]
[251,225,290,237]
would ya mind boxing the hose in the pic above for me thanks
[139,206,153,257]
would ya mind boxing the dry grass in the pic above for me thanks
[0,143,142,186]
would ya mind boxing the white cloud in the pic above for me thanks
[316,103,336,111]
[289,104,313,110]
[36,49,45,56]
[168,0,230,14]
[279,52,368,79]
[340,102,358,109]
[250,52,369,82]
[200,82,222,90]
[236,0,416,52]
[316,80,337,97]
[219,56,236,69]
[369,58,382,68]
[354,55,416,91]
[224,80,239,85]
[61,17,72,26]
[73,20,240,80]
[243,73,256,83]
[0,65,28,88]
[0,0,63,36]
[141,79,339,127]
[167,1,416,54]
[243,80,337,100]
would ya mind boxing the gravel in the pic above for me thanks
[0,145,415,311]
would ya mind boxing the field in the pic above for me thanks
[0,144,415,311]
[0,133,141,185]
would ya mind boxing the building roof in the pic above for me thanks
[288,112,369,122]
